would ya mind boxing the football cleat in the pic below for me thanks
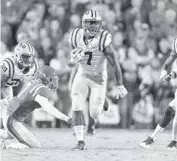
[103,98,109,111]
[72,141,87,150]
[167,140,177,150]
[86,128,96,136]
[139,136,155,148]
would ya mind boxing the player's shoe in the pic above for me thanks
[0,140,10,149]
[86,128,96,136]
[167,140,177,150]
[72,141,87,150]
[103,99,109,111]
[139,136,155,148]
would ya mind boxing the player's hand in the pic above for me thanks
[160,70,168,81]
[67,118,73,126]
[116,85,128,99]
[71,48,84,62]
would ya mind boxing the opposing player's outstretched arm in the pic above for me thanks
[103,45,123,86]
[34,94,70,123]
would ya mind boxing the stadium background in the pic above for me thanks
[1,0,177,129]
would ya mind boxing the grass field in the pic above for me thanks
[1,128,176,161]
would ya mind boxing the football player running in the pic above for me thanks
[68,10,128,150]
[1,66,72,149]
[140,38,177,150]
[0,42,39,141]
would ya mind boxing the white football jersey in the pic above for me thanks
[69,28,112,84]
[172,38,177,54]
[1,55,39,87]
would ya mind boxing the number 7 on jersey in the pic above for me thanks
[84,52,92,65]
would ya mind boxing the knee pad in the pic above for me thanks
[71,93,83,111]
[90,98,104,119]
[159,106,175,128]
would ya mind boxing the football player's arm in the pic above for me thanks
[34,94,70,122]
[103,45,123,86]
[162,51,177,71]
[160,51,177,80]
[103,44,128,99]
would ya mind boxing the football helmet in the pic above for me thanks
[14,42,35,69]
[82,10,102,37]
[36,66,59,91]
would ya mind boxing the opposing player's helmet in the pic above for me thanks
[14,42,35,69]
[82,10,102,37]
[36,66,59,91]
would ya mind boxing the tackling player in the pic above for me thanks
[68,10,128,150]
[1,66,72,149]
[1,42,39,140]
[140,38,177,149]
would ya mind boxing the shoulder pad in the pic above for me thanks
[99,30,112,51]
[68,28,81,48]
[1,57,15,78]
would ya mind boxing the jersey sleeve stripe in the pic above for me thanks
[99,31,105,51]
[103,32,109,50]
[3,60,11,78]
[7,58,15,78]
[100,31,108,51]
[174,38,177,53]
[32,59,38,76]
[32,85,47,98]
[70,30,75,48]
[30,84,42,95]
[74,28,80,48]
[90,10,93,17]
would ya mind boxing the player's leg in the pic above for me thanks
[89,82,106,120]
[167,110,177,149]
[140,100,175,148]
[3,115,41,149]
[167,91,177,149]
[0,87,14,140]
[71,75,88,150]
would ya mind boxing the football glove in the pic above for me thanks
[69,48,85,64]
[116,85,128,99]
[160,70,168,81]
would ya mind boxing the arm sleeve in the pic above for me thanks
[34,94,69,122]
[172,38,177,54]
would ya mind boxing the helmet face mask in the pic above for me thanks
[18,53,34,68]
[15,42,35,69]
[82,10,102,37]
[83,20,101,37]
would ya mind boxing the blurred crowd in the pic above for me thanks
[1,0,177,129]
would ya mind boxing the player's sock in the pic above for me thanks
[150,124,164,138]
[172,116,177,141]
[72,111,85,142]
[151,106,175,138]
[159,106,175,128]
[87,115,95,134]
